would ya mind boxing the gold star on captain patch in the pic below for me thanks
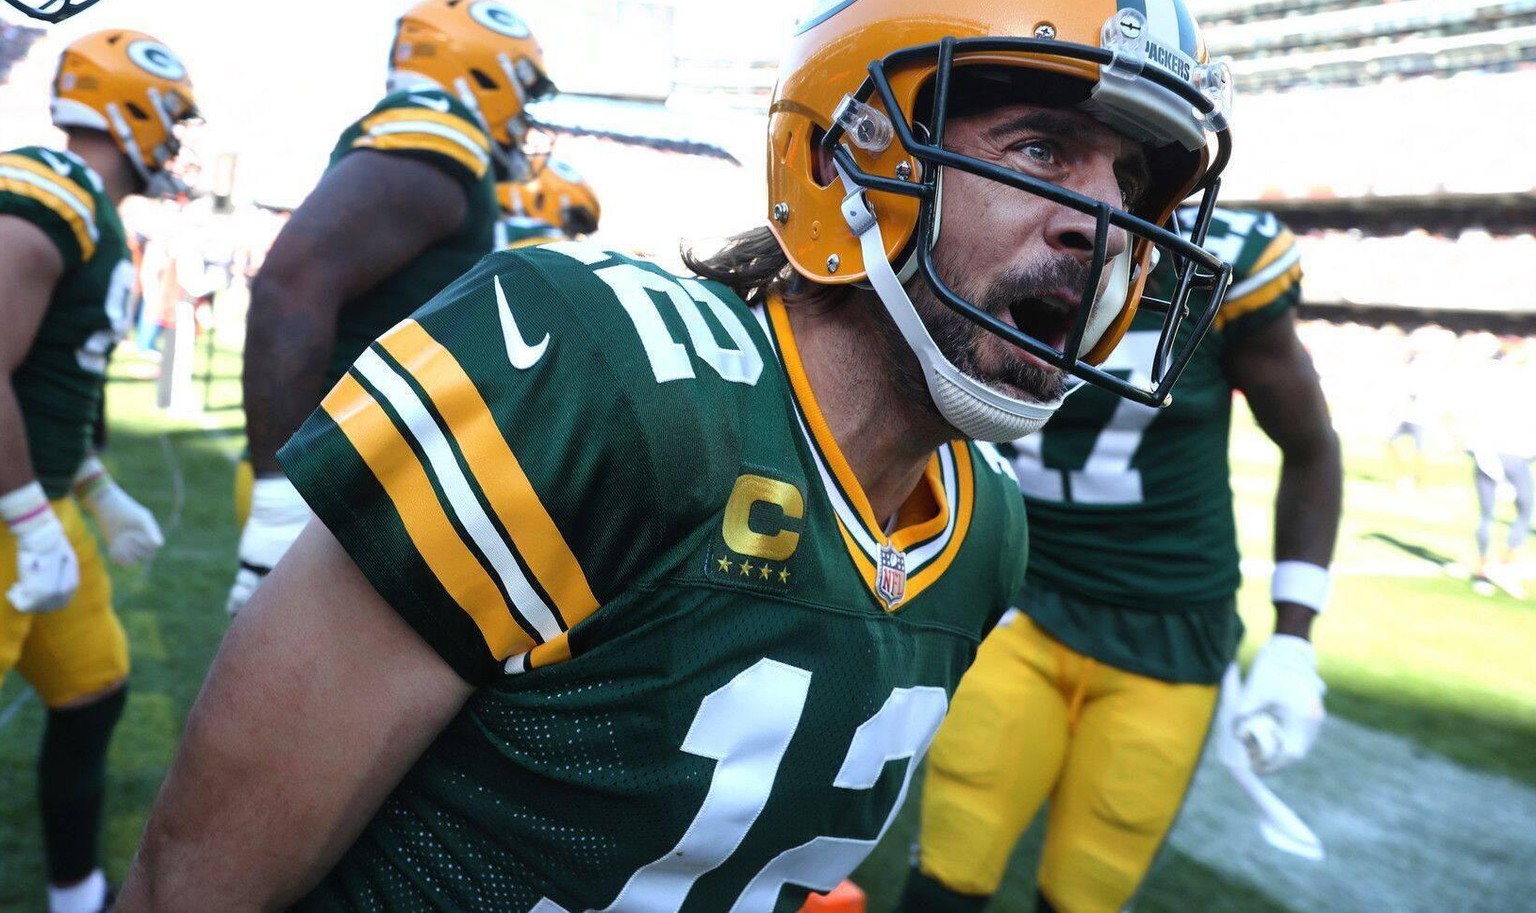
[739,559,754,577]
[779,567,791,583]
[716,556,732,573]
[760,564,773,580]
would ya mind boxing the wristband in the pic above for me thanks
[1,481,54,536]
[1271,560,1331,614]
[72,455,111,501]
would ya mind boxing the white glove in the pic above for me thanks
[1235,634,1327,774]
[226,476,311,616]
[3,482,80,614]
[74,456,164,565]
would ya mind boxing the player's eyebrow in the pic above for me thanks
[981,109,1093,143]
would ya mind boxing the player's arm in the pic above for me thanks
[1225,308,1342,773]
[242,150,470,475]
[230,151,471,614]
[118,519,474,912]
[0,215,61,494]
[0,215,81,614]
[1226,309,1342,639]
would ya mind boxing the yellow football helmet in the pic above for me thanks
[766,0,1235,424]
[388,0,556,175]
[50,29,199,197]
[498,158,600,238]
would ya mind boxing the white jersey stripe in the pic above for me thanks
[354,349,564,642]
[0,165,98,241]
[367,120,490,168]
[1227,245,1302,303]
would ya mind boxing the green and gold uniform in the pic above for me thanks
[279,242,1028,912]
[913,208,1303,911]
[0,147,130,706]
[235,88,498,518]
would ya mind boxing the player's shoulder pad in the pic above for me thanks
[1181,206,1302,329]
[409,241,774,502]
[0,146,106,264]
[348,88,493,183]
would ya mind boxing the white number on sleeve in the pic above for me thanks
[76,259,136,375]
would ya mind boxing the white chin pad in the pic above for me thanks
[1076,249,1132,357]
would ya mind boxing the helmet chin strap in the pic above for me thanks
[834,161,1063,443]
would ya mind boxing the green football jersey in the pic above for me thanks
[1000,207,1302,683]
[0,147,132,498]
[280,243,1028,912]
[323,89,499,386]
[495,214,563,249]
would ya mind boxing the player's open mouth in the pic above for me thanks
[1004,293,1081,370]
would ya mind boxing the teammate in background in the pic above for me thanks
[121,0,1237,908]
[901,207,1342,913]
[0,30,190,913]
[1459,340,1535,598]
[496,156,601,248]
[226,0,555,612]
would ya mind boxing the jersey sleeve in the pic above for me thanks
[341,91,493,187]
[278,249,711,685]
[971,441,1029,633]
[0,148,100,268]
[1213,214,1302,339]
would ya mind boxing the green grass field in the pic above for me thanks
[1,319,1532,912]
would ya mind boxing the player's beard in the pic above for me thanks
[900,251,1097,405]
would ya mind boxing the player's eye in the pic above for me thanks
[1018,140,1055,164]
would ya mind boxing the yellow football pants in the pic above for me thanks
[234,457,254,529]
[918,614,1218,912]
[0,497,129,707]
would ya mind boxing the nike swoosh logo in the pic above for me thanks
[38,150,71,175]
[410,94,451,113]
[495,275,548,370]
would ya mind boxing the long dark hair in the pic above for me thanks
[683,226,847,310]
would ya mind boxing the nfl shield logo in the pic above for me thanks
[876,543,907,608]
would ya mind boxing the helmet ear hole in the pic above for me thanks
[808,126,836,189]
[125,101,150,120]
[470,68,499,90]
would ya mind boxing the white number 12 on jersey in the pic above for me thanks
[533,658,947,912]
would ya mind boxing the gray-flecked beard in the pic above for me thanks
[901,253,1096,404]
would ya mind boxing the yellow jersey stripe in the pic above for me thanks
[362,107,492,152]
[353,133,489,180]
[900,445,975,604]
[353,346,565,643]
[1216,263,1303,328]
[0,154,93,208]
[377,320,600,632]
[0,163,97,260]
[321,373,537,660]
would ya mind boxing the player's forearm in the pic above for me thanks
[242,274,341,475]
[0,377,41,495]
[1271,430,1342,639]
[1272,429,1342,568]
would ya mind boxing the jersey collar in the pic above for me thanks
[759,295,975,610]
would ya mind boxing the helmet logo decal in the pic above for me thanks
[126,40,188,81]
[469,2,531,39]
[2,0,108,23]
